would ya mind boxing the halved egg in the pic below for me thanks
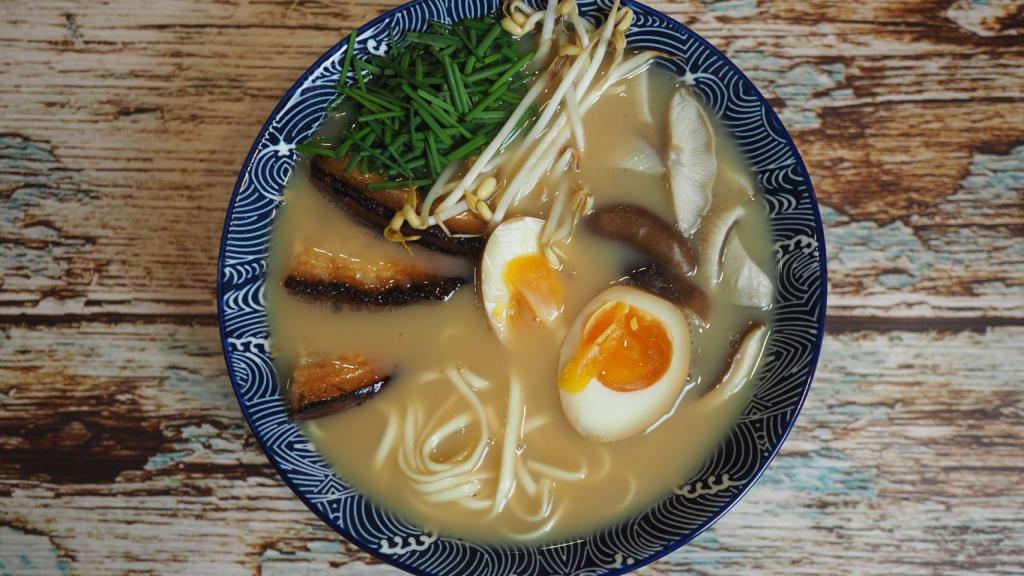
[558,286,691,442]
[481,216,564,341]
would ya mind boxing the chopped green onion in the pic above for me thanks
[360,110,403,121]
[465,82,508,120]
[366,178,432,191]
[490,51,535,92]
[416,89,456,114]
[444,134,488,162]
[425,131,441,176]
[477,24,502,56]
[337,30,357,89]
[303,13,535,185]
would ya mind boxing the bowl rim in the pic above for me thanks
[216,0,828,573]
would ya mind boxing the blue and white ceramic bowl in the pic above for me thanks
[217,0,827,574]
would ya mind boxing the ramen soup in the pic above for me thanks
[267,0,774,544]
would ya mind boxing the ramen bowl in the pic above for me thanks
[217,0,826,573]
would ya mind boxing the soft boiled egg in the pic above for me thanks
[558,285,691,442]
[481,217,564,341]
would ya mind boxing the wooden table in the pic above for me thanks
[2,0,1022,574]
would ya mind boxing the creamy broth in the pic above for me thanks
[267,63,773,543]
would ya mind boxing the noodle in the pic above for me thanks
[526,460,587,482]
[372,413,399,468]
[515,459,538,497]
[491,374,524,515]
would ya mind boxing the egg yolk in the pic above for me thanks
[558,302,672,393]
[502,253,563,325]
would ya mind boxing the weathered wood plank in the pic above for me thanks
[2,0,1023,574]
[2,323,1022,574]
[1,0,1022,321]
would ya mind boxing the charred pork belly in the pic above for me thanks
[285,247,464,306]
[289,355,391,420]
[309,156,486,256]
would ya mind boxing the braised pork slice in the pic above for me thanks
[289,355,391,420]
[309,156,486,256]
[285,247,463,306]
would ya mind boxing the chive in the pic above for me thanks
[356,58,382,75]
[454,26,481,59]
[466,62,507,83]
[490,51,535,91]
[477,24,502,56]
[401,147,422,163]
[294,143,338,158]
[345,89,382,112]
[469,110,508,121]
[441,56,462,114]
[344,153,360,174]
[465,83,508,120]
[513,105,536,133]
[335,137,355,160]
[360,110,403,121]
[461,18,492,33]
[481,51,503,65]
[401,85,459,129]
[353,59,367,89]
[366,178,432,191]
[425,132,441,176]
[385,144,412,175]
[409,100,452,146]
[390,133,409,150]
[404,157,427,170]
[444,134,488,163]
[337,29,357,89]
[415,89,456,114]
[364,88,404,110]
[307,14,536,184]
[498,90,522,105]
[362,128,378,148]
[451,62,471,110]
[351,135,409,177]
[350,87,401,111]
[406,32,459,48]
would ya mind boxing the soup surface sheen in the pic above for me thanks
[268,65,773,543]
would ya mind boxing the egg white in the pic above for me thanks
[480,216,547,342]
[558,286,691,442]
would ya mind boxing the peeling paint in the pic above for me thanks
[826,144,1023,301]
[946,0,1024,37]
[910,144,1024,224]
[823,206,938,293]
[0,526,71,576]
[144,422,249,471]
[703,0,758,16]
[0,135,93,289]
[759,449,879,503]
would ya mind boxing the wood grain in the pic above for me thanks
[1,0,1022,574]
